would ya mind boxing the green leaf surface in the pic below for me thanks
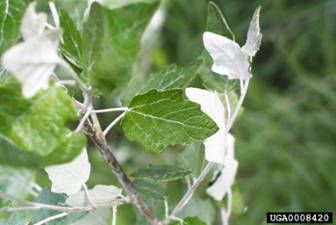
[0,198,11,212]
[59,9,84,70]
[206,1,235,41]
[178,144,205,179]
[0,166,35,199]
[29,188,86,225]
[0,67,8,84]
[130,165,190,182]
[0,0,30,55]
[83,2,159,95]
[121,89,218,153]
[121,59,203,106]
[0,212,31,225]
[171,217,206,225]
[0,78,86,167]
[133,179,167,200]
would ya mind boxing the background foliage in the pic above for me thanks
[1,0,335,224]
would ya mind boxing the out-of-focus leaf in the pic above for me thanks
[0,166,35,199]
[82,2,159,95]
[206,1,235,41]
[29,189,86,225]
[45,148,91,196]
[0,0,30,55]
[0,67,8,85]
[1,29,62,98]
[66,185,122,207]
[178,144,205,178]
[121,89,218,153]
[120,59,203,106]
[71,208,110,225]
[0,78,86,167]
[0,212,31,225]
[133,179,166,200]
[59,9,84,70]
[130,165,190,182]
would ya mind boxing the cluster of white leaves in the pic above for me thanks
[185,88,238,201]
[1,3,62,98]
[203,6,262,80]
[45,148,122,205]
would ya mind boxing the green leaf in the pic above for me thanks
[130,165,190,182]
[83,2,159,95]
[133,179,167,200]
[0,166,35,199]
[120,59,203,106]
[178,144,205,179]
[0,212,31,225]
[59,9,84,70]
[29,188,86,225]
[171,217,206,225]
[206,1,235,41]
[218,183,246,215]
[0,0,30,55]
[0,78,86,167]
[0,198,11,212]
[177,198,215,225]
[121,89,218,153]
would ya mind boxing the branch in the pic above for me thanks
[74,103,161,225]
[163,162,215,224]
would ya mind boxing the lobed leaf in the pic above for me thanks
[45,148,91,196]
[0,212,31,225]
[66,185,123,207]
[130,164,190,182]
[121,89,218,153]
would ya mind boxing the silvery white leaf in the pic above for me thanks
[207,134,238,201]
[21,3,47,41]
[66,185,123,207]
[242,6,262,57]
[71,208,110,225]
[203,32,251,80]
[45,148,91,196]
[185,88,225,130]
[186,88,228,163]
[206,159,238,201]
[1,29,62,98]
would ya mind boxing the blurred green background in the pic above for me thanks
[154,0,336,224]
[36,0,336,224]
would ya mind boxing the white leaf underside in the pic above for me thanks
[203,32,250,80]
[45,148,91,196]
[66,185,122,207]
[1,29,62,98]
[242,6,262,57]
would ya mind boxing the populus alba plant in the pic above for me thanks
[0,1,261,225]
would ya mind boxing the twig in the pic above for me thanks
[164,162,215,224]
[75,104,161,225]
[225,79,250,131]
[92,108,128,114]
[34,212,68,225]
[103,111,126,136]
